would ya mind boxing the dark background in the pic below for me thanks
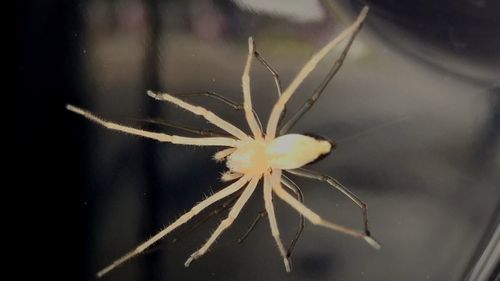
[17,0,499,280]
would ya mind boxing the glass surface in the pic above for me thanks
[19,1,498,280]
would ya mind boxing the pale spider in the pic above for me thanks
[68,6,379,277]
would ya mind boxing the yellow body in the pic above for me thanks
[226,134,332,175]
[66,7,376,276]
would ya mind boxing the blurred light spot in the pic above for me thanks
[233,0,325,23]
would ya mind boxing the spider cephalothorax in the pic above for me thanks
[68,6,378,277]
[223,134,333,175]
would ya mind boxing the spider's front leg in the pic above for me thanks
[184,176,261,267]
[138,117,229,137]
[252,42,287,126]
[66,105,239,147]
[147,91,250,140]
[157,91,264,133]
[170,190,243,244]
[96,176,252,277]
[241,37,263,140]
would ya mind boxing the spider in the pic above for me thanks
[68,6,378,277]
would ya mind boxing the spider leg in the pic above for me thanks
[171,173,244,244]
[287,168,372,236]
[220,171,243,182]
[253,45,286,126]
[271,169,380,249]
[66,105,240,147]
[281,175,305,258]
[278,15,365,135]
[147,91,249,140]
[242,37,263,140]
[164,91,264,133]
[236,175,304,254]
[171,189,243,244]
[265,6,369,140]
[133,117,229,137]
[169,91,246,110]
[96,175,251,277]
[264,172,291,272]
[184,176,260,267]
[214,148,237,162]
[236,209,267,244]
[254,51,282,98]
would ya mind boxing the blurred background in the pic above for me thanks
[16,0,499,280]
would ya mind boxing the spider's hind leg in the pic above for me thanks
[278,11,366,135]
[286,168,373,237]
[280,175,305,258]
[272,169,380,249]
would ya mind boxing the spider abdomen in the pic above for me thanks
[266,134,332,170]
